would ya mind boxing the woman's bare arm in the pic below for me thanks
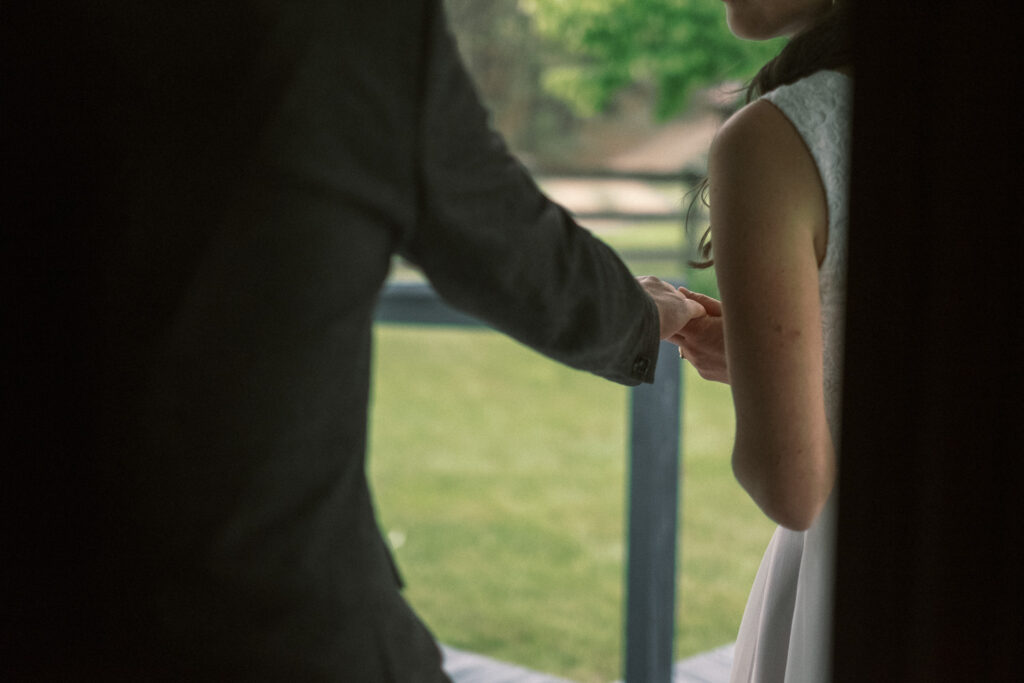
[709,99,835,531]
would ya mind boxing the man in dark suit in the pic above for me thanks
[3,1,703,680]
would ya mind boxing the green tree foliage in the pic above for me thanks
[522,0,785,118]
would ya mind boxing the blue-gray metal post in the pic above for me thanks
[624,342,683,683]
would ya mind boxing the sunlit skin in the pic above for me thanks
[720,0,832,40]
[675,0,844,530]
[710,100,834,531]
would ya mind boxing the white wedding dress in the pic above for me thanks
[728,69,853,683]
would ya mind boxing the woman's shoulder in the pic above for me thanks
[711,98,807,176]
[712,69,851,179]
[709,96,828,254]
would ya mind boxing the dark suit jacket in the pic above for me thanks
[3,1,660,680]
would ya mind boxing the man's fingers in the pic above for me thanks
[684,298,707,320]
[673,312,712,336]
[677,286,722,315]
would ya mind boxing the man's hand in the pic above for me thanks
[636,276,706,340]
[668,287,729,383]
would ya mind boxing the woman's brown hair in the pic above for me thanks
[688,2,852,268]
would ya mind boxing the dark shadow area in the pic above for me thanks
[836,4,1020,681]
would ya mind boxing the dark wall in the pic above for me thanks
[836,4,1021,682]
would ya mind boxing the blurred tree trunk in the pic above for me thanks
[444,0,574,158]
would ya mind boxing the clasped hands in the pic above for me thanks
[637,276,729,384]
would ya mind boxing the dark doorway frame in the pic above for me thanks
[835,4,1020,681]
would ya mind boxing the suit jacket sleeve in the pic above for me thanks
[398,1,661,385]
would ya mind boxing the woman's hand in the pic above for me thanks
[670,287,729,383]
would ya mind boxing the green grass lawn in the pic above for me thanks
[369,323,774,682]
